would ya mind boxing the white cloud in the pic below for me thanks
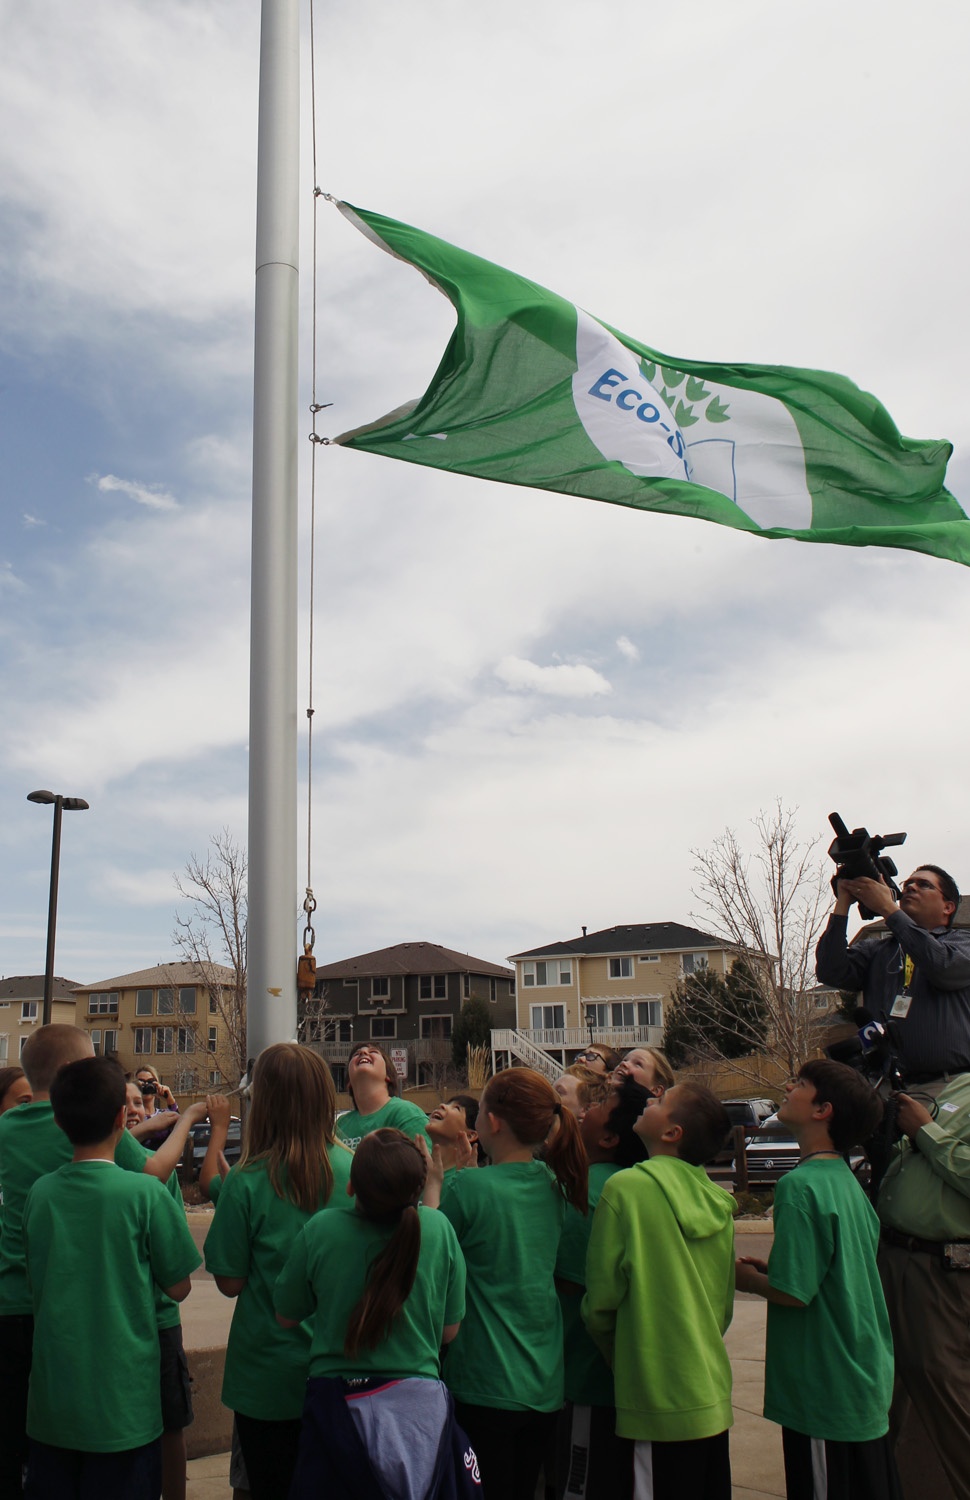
[92,474,180,513]
[616,636,640,663]
[494,657,612,699]
[22,513,45,528]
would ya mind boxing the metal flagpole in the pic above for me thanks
[247,0,300,1056]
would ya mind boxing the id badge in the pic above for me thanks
[890,993,912,1019]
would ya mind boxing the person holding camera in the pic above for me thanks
[818,865,970,1495]
[134,1066,180,1152]
[816,865,970,1085]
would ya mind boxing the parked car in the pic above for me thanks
[707,1098,778,1172]
[736,1116,800,1186]
[735,1114,869,1189]
[189,1116,243,1179]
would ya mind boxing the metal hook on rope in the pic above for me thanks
[298,888,318,998]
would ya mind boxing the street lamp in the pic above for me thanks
[27,790,90,1025]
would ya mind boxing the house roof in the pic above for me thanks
[315,942,513,982]
[509,922,732,961]
[72,960,237,993]
[0,975,82,1002]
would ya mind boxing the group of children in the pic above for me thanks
[0,1026,902,1500]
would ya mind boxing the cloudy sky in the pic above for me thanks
[2,0,968,990]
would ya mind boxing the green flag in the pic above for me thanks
[336,203,970,567]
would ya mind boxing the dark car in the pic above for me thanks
[189,1116,242,1179]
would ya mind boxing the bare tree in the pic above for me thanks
[686,801,830,1081]
[171,830,248,1090]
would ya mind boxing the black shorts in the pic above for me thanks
[158,1325,193,1432]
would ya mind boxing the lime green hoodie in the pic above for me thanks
[582,1154,736,1441]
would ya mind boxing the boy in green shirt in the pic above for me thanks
[735,1060,900,1500]
[0,1026,204,1500]
[22,1055,200,1500]
[583,1082,736,1500]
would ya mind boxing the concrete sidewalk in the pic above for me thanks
[183,1296,785,1499]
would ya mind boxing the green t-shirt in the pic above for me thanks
[124,1132,185,1330]
[765,1158,893,1442]
[0,1102,150,1315]
[557,1161,618,1407]
[23,1160,201,1452]
[275,1204,465,1379]
[336,1097,432,1151]
[441,1159,566,1412]
[204,1143,354,1420]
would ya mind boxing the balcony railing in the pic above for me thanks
[497,1025,662,1050]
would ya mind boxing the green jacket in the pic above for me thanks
[583,1154,736,1441]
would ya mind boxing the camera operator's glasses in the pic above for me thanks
[901,878,938,892]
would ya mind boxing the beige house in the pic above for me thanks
[0,976,79,1065]
[500,922,736,1076]
[72,960,244,1097]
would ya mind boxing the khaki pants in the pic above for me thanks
[878,1239,970,1499]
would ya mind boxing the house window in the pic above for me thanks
[343,978,358,992]
[209,992,217,1014]
[522,960,571,988]
[0,1036,8,1062]
[19,1037,28,1058]
[179,987,197,1015]
[420,1015,453,1039]
[103,1030,119,1055]
[529,1003,565,1030]
[609,957,633,979]
[371,978,390,1001]
[208,1027,218,1052]
[489,978,497,1003]
[639,955,660,964]
[135,989,153,1016]
[156,1028,174,1054]
[323,1018,352,1043]
[463,974,470,999]
[134,1028,152,1054]
[682,954,709,976]
[209,1069,224,1086]
[176,1029,195,1054]
[419,976,447,1000]
[157,988,175,1015]
[584,1003,609,1029]
[90,1029,102,1053]
[175,1069,199,1091]
[20,1002,39,1022]
[370,1017,396,1039]
[88,993,118,1015]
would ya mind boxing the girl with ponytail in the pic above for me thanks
[204,1043,352,1500]
[438,1067,588,1499]
[275,1129,469,1500]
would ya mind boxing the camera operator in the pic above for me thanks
[818,863,970,1493]
[816,865,970,1086]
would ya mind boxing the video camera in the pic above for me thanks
[827,812,907,920]
[825,1008,906,1199]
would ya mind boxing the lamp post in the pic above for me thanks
[27,790,89,1025]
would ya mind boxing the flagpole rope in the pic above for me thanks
[302,0,324,952]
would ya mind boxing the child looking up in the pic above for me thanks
[555,1076,650,1500]
[735,1061,899,1500]
[0,1025,205,1500]
[204,1043,353,1500]
[427,1094,481,1170]
[336,1043,432,1150]
[275,1128,469,1499]
[22,1056,200,1500]
[584,1083,736,1500]
[438,1067,587,1500]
